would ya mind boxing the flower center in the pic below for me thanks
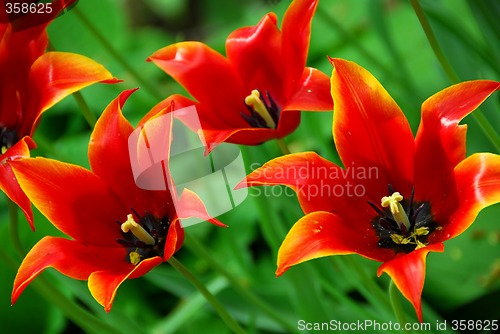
[370,187,440,254]
[1,126,19,155]
[116,210,170,265]
[241,89,280,129]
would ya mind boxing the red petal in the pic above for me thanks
[137,94,178,127]
[330,58,415,199]
[239,151,377,228]
[431,153,500,242]
[89,89,171,218]
[239,152,343,213]
[10,157,125,245]
[281,0,319,96]
[23,51,119,136]
[277,211,391,276]
[0,137,36,229]
[226,13,285,104]
[148,42,246,128]
[414,80,500,218]
[0,23,47,131]
[282,67,333,112]
[88,256,163,312]
[12,236,128,305]
[201,127,278,153]
[163,219,184,260]
[377,243,444,322]
[176,188,226,227]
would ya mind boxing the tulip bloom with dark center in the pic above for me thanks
[10,89,224,311]
[0,19,118,229]
[148,0,332,152]
[241,58,500,321]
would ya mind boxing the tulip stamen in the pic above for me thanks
[371,187,439,254]
[244,90,277,129]
[121,214,155,246]
[117,211,171,265]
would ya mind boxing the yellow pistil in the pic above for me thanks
[381,192,411,232]
[121,214,155,246]
[244,90,276,128]
[1,145,8,155]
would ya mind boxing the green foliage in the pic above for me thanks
[0,0,498,333]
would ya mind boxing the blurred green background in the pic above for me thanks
[0,0,499,333]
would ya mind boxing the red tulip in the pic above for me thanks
[240,58,500,321]
[10,89,225,311]
[0,19,118,229]
[148,0,332,152]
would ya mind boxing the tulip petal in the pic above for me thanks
[226,13,285,104]
[12,236,127,305]
[89,89,180,217]
[377,243,444,322]
[283,67,333,112]
[88,256,163,312]
[330,58,415,199]
[277,211,391,276]
[281,0,319,96]
[176,188,226,227]
[201,127,279,153]
[148,42,246,128]
[239,151,376,226]
[0,137,36,229]
[23,51,119,136]
[163,219,185,260]
[414,80,500,219]
[433,153,500,242]
[240,152,343,213]
[0,24,47,130]
[10,157,125,245]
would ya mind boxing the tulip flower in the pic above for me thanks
[10,89,224,311]
[148,0,332,152]
[240,58,500,321]
[0,18,118,228]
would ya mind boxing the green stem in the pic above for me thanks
[409,0,500,152]
[33,275,122,334]
[185,234,297,333]
[240,146,282,253]
[389,280,411,334]
[316,6,416,97]
[167,256,246,334]
[276,138,291,155]
[72,91,97,127]
[336,256,392,314]
[152,276,229,334]
[71,7,164,101]
[0,246,120,334]
[409,0,459,82]
[7,199,24,258]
